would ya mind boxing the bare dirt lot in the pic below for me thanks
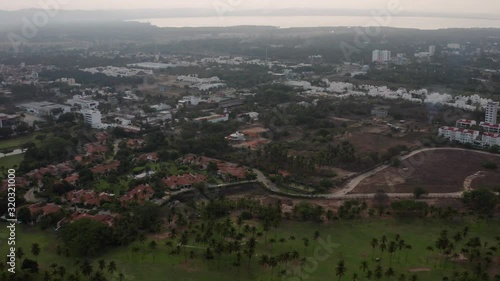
[347,132,423,154]
[352,150,500,194]
[471,170,500,191]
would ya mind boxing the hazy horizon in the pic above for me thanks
[1,0,500,16]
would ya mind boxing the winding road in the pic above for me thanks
[254,147,500,200]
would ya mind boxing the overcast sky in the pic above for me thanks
[1,0,499,15]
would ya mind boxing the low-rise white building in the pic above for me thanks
[67,95,99,110]
[456,119,477,128]
[480,122,500,134]
[82,110,102,128]
[482,132,500,147]
[194,113,229,124]
[438,126,480,144]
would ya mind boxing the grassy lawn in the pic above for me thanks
[0,154,24,169]
[0,134,38,151]
[1,218,498,281]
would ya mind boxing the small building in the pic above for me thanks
[194,113,229,124]
[0,113,20,128]
[371,106,390,118]
[226,132,246,141]
[456,119,477,128]
[480,122,500,134]
[482,132,500,147]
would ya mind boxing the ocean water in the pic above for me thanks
[132,15,500,29]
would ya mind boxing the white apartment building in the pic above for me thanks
[67,95,99,110]
[438,126,480,144]
[82,110,102,128]
[485,101,499,124]
[456,119,477,128]
[482,132,500,147]
[372,50,392,63]
[480,122,500,134]
[429,45,436,56]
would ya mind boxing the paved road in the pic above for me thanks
[24,188,43,203]
[0,149,26,158]
[253,148,500,200]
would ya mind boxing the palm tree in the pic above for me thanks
[410,274,418,281]
[388,241,397,266]
[57,266,66,279]
[379,242,387,259]
[405,244,413,262]
[107,261,117,275]
[313,230,320,241]
[366,270,373,281]
[370,238,379,260]
[98,259,106,272]
[335,260,347,281]
[303,238,310,256]
[360,260,369,279]
[268,256,278,280]
[352,273,359,281]
[16,247,25,261]
[80,260,93,277]
[397,240,405,263]
[374,265,383,280]
[118,272,125,281]
[426,246,434,264]
[149,240,158,261]
[31,243,41,261]
[385,267,395,279]
[398,273,407,281]
[179,231,189,262]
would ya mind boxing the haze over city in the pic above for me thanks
[0,1,500,281]
[2,0,500,16]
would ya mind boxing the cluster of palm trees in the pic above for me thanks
[428,227,500,281]
[0,242,121,281]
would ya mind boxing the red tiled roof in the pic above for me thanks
[483,132,500,138]
[91,161,120,174]
[28,203,61,216]
[181,154,248,179]
[138,152,158,162]
[71,212,117,227]
[120,184,155,204]
[1,177,29,192]
[162,174,207,189]
[84,143,108,154]
[66,189,113,206]
[64,173,79,184]
[481,122,500,128]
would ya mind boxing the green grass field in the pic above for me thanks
[0,154,24,169]
[0,218,498,281]
[0,134,38,151]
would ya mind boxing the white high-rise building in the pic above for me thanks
[485,101,499,124]
[82,110,102,128]
[429,45,436,56]
[372,50,391,63]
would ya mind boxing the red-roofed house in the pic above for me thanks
[1,177,29,193]
[120,184,155,204]
[137,152,159,162]
[65,189,113,207]
[63,173,79,185]
[127,139,145,149]
[91,161,120,175]
[28,203,62,222]
[84,142,108,155]
[180,154,249,180]
[70,211,118,227]
[162,173,207,190]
